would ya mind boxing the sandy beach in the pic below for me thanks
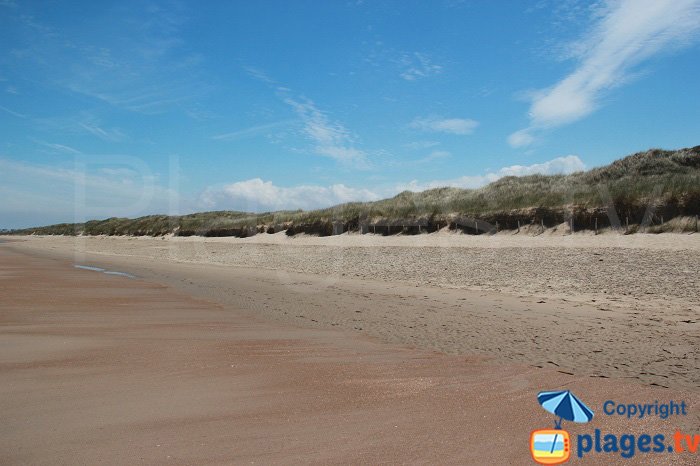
[10,233,700,389]
[4,0,699,464]
[1,234,699,464]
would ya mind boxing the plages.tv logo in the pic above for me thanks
[530,390,594,464]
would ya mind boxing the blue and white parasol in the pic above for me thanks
[537,390,594,428]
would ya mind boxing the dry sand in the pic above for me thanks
[1,235,699,464]
[9,233,700,389]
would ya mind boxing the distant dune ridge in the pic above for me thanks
[7,145,700,237]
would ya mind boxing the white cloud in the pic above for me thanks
[203,155,586,212]
[410,116,479,135]
[284,96,368,165]
[511,0,700,146]
[399,52,443,81]
[1,152,586,227]
[497,155,585,177]
[507,129,536,148]
[395,174,499,193]
[397,155,585,191]
[200,178,380,212]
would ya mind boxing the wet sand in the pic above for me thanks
[0,239,698,464]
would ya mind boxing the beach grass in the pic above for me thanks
[7,146,699,236]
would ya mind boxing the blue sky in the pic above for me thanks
[1,0,699,228]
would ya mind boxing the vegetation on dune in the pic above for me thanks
[5,146,700,236]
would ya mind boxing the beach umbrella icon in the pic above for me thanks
[537,390,594,428]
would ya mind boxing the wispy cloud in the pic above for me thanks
[283,96,368,166]
[34,140,83,155]
[0,157,179,227]
[399,52,443,81]
[243,66,277,84]
[212,119,295,141]
[396,149,452,168]
[510,0,700,146]
[79,121,126,142]
[410,116,479,135]
[7,1,207,115]
[0,104,27,119]
[423,150,451,161]
[34,112,128,143]
[0,158,158,193]
[403,140,441,150]
[243,66,369,167]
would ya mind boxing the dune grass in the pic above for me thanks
[6,146,700,236]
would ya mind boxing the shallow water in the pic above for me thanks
[103,270,137,278]
[74,265,106,272]
[74,264,136,279]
